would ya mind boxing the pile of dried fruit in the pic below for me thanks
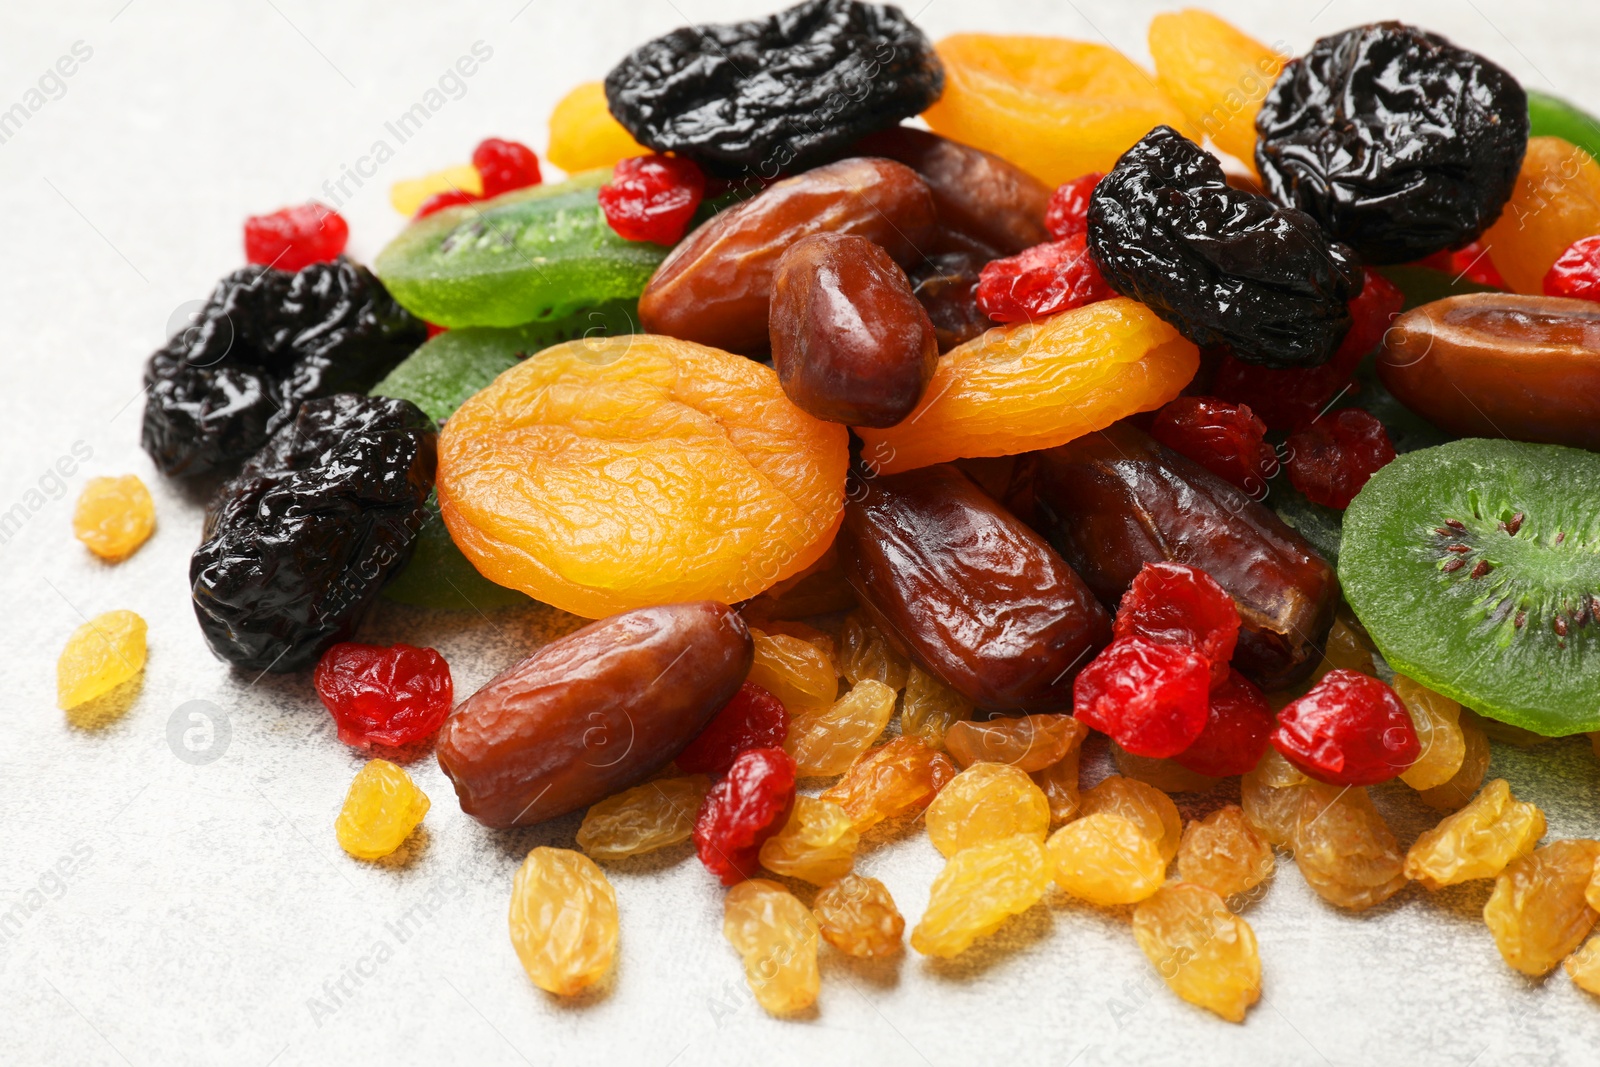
[64,0,1600,1026]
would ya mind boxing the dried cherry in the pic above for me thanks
[1150,396,1275,493]
[1272,669,1420,786]
[1285,408,1396,510]
[471,137,542,198]
[314,642,453,748]
[1114,561,1241,686]
[693,746,798,885]
[414,189,477,219]
[1073,636,1212,759]
[1544,235,1600,301]
[975,233,1115,323]
[244,202,348,271]
[1173,669,1274,778]
[598,154,706,245]
[677,682,789,777]
[1044,173,1102,242]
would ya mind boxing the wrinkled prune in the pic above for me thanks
[1256,22,1528,264]
[1030,422,1339,690]
[1088,126,1362,368]
[190,395,435,672]
[604,0,944,177]
[143,259,425,478]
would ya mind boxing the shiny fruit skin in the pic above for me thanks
[72,475,155,561]
[1047,813,1167,906]
[925,762,1051,858]
[1073,636,1212,760]
[56,609,147,711]
[675,683,789,778]
[819,736,955,831]
[1272,670,1420,787]
[1173,670,1274,778]
[694,747,797,886]
[509,847,618,996]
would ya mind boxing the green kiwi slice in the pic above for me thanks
[1340,438,1600,735]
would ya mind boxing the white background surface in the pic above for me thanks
[5,1,1600,1064]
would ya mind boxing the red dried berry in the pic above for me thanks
[243,202,348,272]
[1044,172,1103,241]
[414,189,479,219]
[1285,407,1396,509]
[1271,669,1419,786]
[425,322,448,339]
[1544,235,1600,301]
[1172,669,1274,777]
[471,137,542,198]
[1212,269,1404,431]
[1150,396,1275,494]
[975,232,1116,323]
[598,154,707,245]
[1114,561,1241,687]
[675,682,790,777]
[693,746,797,885]
[1420,240,1507,289]
[1073,635,1212,759]
[313,642,453,749]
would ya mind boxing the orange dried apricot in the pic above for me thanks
[547,81,647,174]
[854,299,1198,474]
[437,334,849,617]
[1484,137,1600,294]
[1148,11,1286,172]
[922,34,1185,187]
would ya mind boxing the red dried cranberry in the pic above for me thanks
[1113,561,1241,687]
[1285,407,1396,509]
[692,746,796,885]
[598,154,707,245]
[1072,635,1211,758]
[1212,269,1404,431]
[415,189,479,219]
[975,232,1115,323]
[675,682,789,777]
[1044,172,1103,241]
[1420,240,1507,289]
[1172,669,1274,777]
[1150,396,1275,494]
[1544,235,1600,301]
[472,137,542,198]
[243,202,348,271]
[1271,669,1419,786]
[313,642,453,748]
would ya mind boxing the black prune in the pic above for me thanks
[1255,22,1528,265]
[143,258,425,478]
[1088,126,1363,369]
[191,394,436,672]
[603,0,943,177]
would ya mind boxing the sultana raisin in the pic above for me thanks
[72,475,155,561]
[1047,813,1167,906]
[925,762,1050,858]
[910,835,1049,957]
[839,610,911,691]
[1483,840,1600,976]
[1031,734,1088,825]
[1240,747,1310,847]
[944,714,1086,773]
[335,759,430,861]
[900,665,973,750]
[749,627,839,712]
[758,795,859,885]
[508,847,618,996]
[1404,779,1545,890]
[723,878,820,1014]
[785,680,896,777]
[1079,775,1183,863]
[1291,783,1407,910]
[56,609,147,711]
[1176,806,1274,899]
[820,736,954,831]
[1116,745,1222,795]
[1417,714,1492,811]
[1132,883,1261,1023]
[1312,615,1378,680]
[813,874,904,958]
[577,776,711,861]
[1566,935,1600,996]
[1393,675,1467,792]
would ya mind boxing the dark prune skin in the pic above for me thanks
[604,0,944,177]
[1256,22,1529,265]
[1088,125,1363,369]
[837,463,1111,712]
[909,248,992,353]
[437,602,752,829]
[852,126,1050,255]
[190,394,436,672]
[143,258,425,478]
[769,232,937,427]
[1029,421,1339,691]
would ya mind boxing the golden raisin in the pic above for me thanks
[508,847,618,996]
[813,874,904,958]
[335,759,429,860]
[72,475,155,561]
[821,736,956,831]
[785,680,896,777]
[576,775,710,860]
[1417,715,1491,811]
[838,611,910,691]
[1176,806,1274,899]
[1404,779,1546,890]
[1484,840,1600,976]
[925,762,1050,858]
[1113,743,1222,794]
[1132,883,1261,1023]
[1393,675,1466,792]
[911,834,1050,957]
[1079,775,1183,862]
[1291,784,1406,911]
[723,879,820,1014]
[1565,935,1600,996]
[1032,744,1084,825]
[1047,812,1167,906]
[1148,10,1285,175]
[1240,748,1310,847]
[1310,614,1377,681]
[56,609,147,711]
[945,713,1086,773]
[901,664,973,750]
[546,81,647,174]
[749,627,838,711]
[758,795,859,885]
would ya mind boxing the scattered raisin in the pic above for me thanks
[785,680,896,777]
[577,776,711,860]
[838,610,910,691]
[758,795,860,885]
[1392,675,1467,792]
[814,874,904,957]
[72,475,155,562]
[335,759,429,861]
[1404,779,1546,890]
[925,762,1051,857]
[1291,783,1407,910]
[820,735,955,831]
[1483,840,1600,976]
[1132,883,1261,1023]
[1047,813,1167,906]
[900,665,973,751]
[944,714,1085,773]
[1079,775,1184,863]
[723,878,821,1014]
[911,835,1050,957]
[508,848,618,996]
[1418,714,1492,811]
[1176,806,1274,899]
[56,610,147,711]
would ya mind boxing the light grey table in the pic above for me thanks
[4,1,1599,1063]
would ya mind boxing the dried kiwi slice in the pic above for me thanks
[1340,439,1600,734]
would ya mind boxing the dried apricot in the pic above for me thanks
[335,759,429,860]
[576,775,710,861]
[723,879,820,1015]
[944,714,1086,773]
[749,628,838,711]
[437,334,848,617]
[1484,840,1600,976]
[1047,812,1167,906]
[926,762,1050,858]
[1079,775,1183,863]
[1404,779,1545,890]
[508,847,618,996]
[911,834,1050,957]
[922,34,1185,187]
[785,680,896,777]
[854,298,1198,473]
[57,610,147,711]
[1291,783,1407,911]
[814,874,904,958]
[1393,675,1467,792]
[758,796,859,885]
[1148,11,1286,172]
[1133,883,1261,1023]
[1176,806,1273,899]
[900,664,973,750]
[1485,137,1600,294]
[547,81,647,174]
[73,475,155,561]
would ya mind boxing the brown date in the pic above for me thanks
[1379,293,1600,449]
[638,157,938,353]
[1029,422,1338,690]
[909,249,992,353]
[836,463,1111,712]
[436,602,752,828]
[853,126,1051,255]
[769,233,938,428]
